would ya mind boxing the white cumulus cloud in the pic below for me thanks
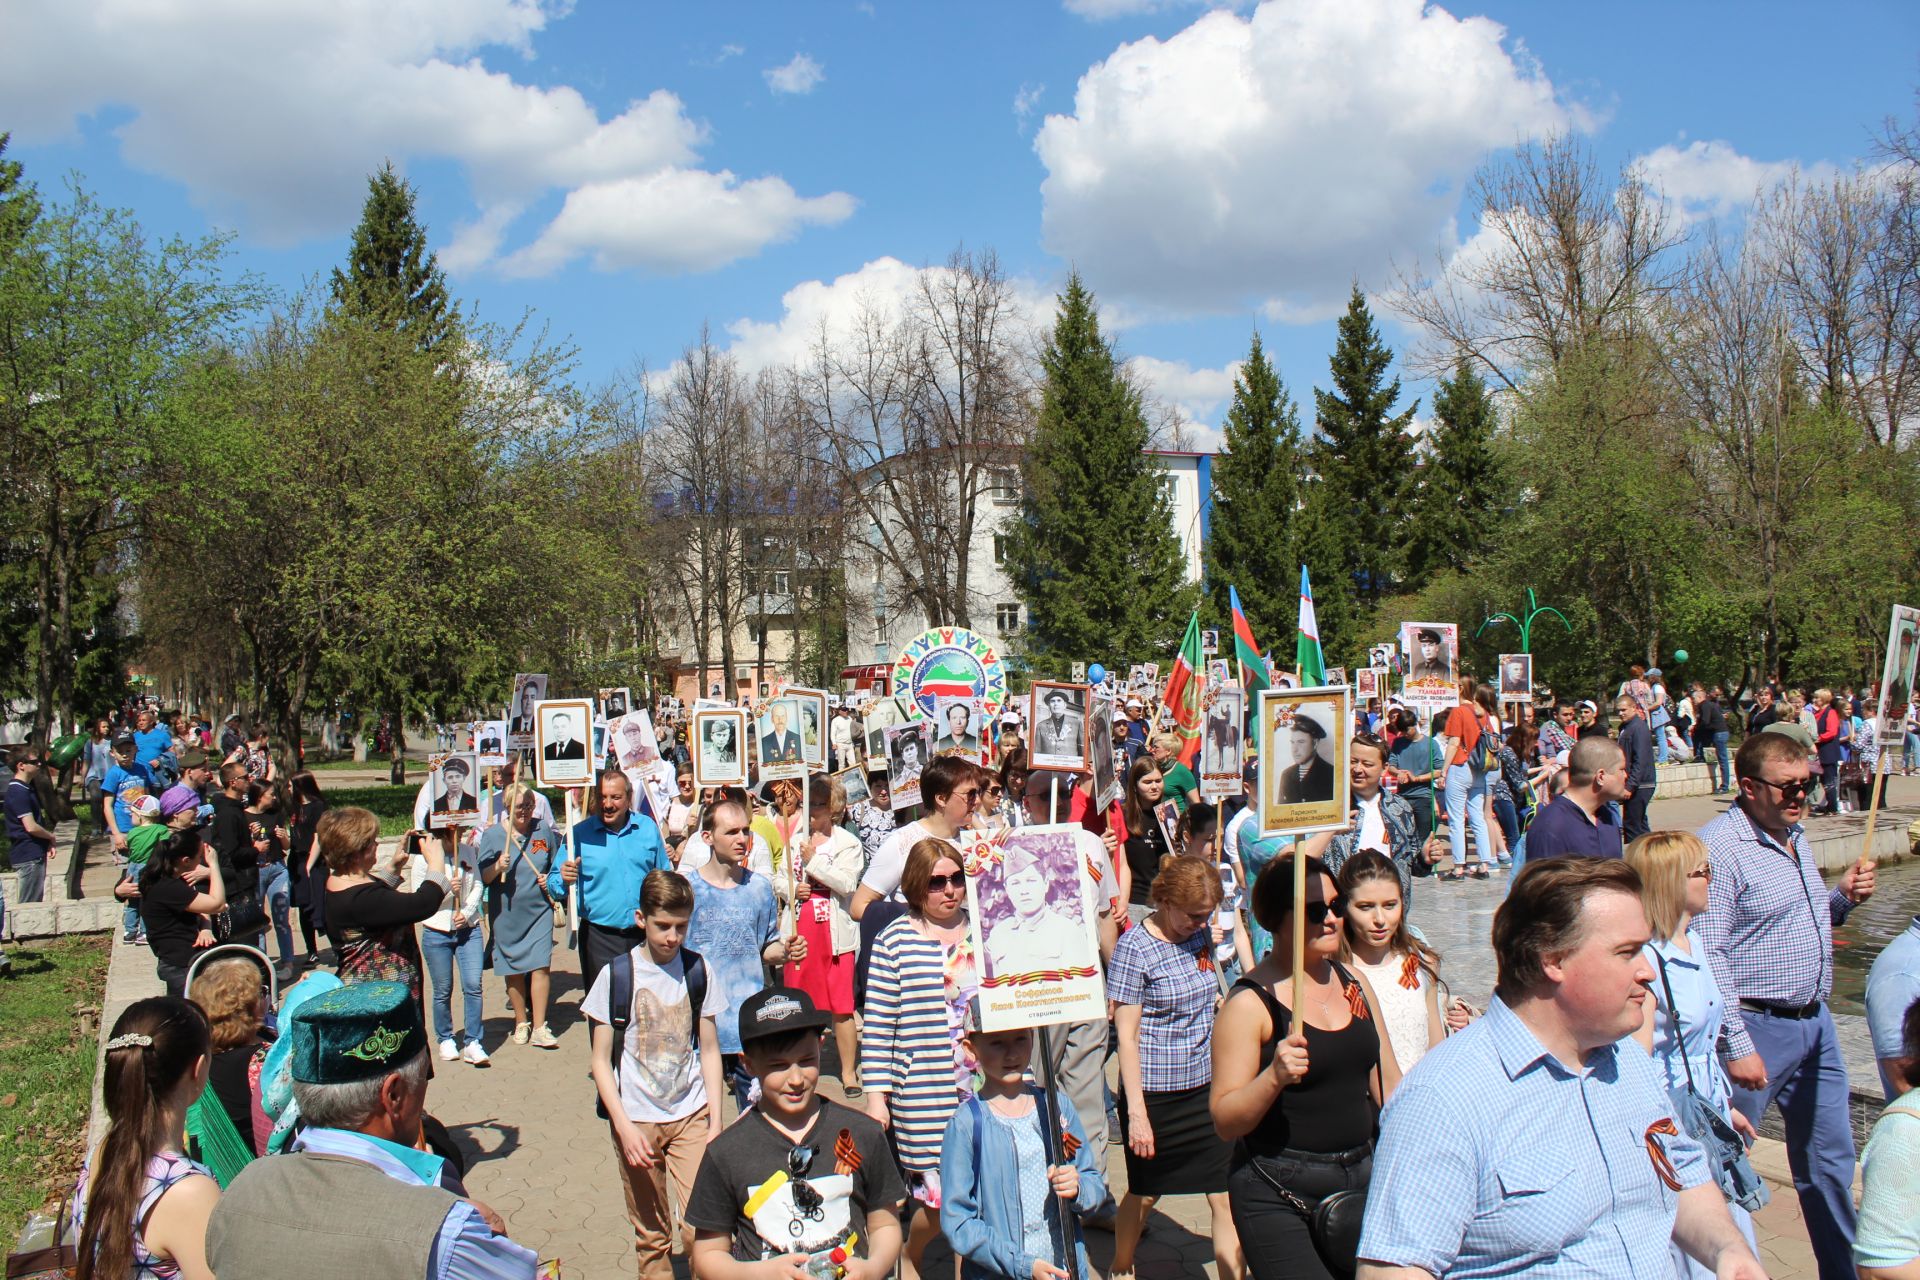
[1035,0,1584,318]
[765,53,826,95]
[0,0,853,275]
[1634,139,1824,225]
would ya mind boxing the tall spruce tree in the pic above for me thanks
[1004,274,1195,670]
[1404,358,1507,587]
[1313,287,1420,617]
[329,163,454,351]
[1205,332,1301,642]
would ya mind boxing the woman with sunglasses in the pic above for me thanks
[1108,855,1242,1280]
[1626,830,1759,1277]
[1211,854,1398,1280]
[860,838,981,1279]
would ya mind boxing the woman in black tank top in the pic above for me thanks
[1210,854,1401,1280]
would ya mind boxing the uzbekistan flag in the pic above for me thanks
[1161,611,1206,767]
[1296,565,1326,686]
[1228,585,1271,693]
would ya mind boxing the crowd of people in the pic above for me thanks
[17,666,1920,1280]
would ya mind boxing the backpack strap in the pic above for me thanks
[680,947,709,1052]
[596,950,636,1119]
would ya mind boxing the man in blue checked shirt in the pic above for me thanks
[1358,858,1767,1280]
[1696,730,1874,1280]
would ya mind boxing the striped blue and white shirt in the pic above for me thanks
[859,914,971,1176]
[1695,801,1854,1060]
[1359,997,1708,1278]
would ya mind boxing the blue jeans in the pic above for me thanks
[1729,1005,1857,1280]
[1443,764,1490,867]
[1904,732,1919,772]
[258,861,293,968]
[1710,730,1731,791]
[1650,716,1670,763]
[1490,793,1519,862]
[422,924,485,1046]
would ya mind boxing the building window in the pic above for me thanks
[771,571,790,595]
[747,622,763,644]
[989,468,1019,506]
[995,603,1021,633]
[993,534,1008,565]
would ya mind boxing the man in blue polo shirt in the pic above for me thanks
[6,747,57,904]
[1524,736,1629,861]
[1358,858,1766,1280]
[553,768,668,997]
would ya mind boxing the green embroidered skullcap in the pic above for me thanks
[289,981,427,1085]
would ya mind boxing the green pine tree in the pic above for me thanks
[1404,358,1508,587]
[1205,332,1302,643]
[329,163,455,351]
[1004,274,1196,670]
[1308,284,1416,658]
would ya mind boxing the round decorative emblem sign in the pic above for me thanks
[890,627,1009,720]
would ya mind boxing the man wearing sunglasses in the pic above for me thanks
[1697,731,1875,1280]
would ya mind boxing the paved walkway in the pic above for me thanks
[429,779,1920,1279]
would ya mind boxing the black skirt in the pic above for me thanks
[1120,1083,1231,1196]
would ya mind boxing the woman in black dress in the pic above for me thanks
[320,806,447,996]
[134,833,228,997]
[287,770,329,967]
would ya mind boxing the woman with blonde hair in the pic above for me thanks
[1108,854,1243,1280]
[1626,830,1760,1278]
[479,781,562,1048]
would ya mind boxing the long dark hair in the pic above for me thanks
[1336,850,1441,982]
[78,997,211,1280]
[290,769,325,806]
[1121,755,1164,836]
[137,831,202,896]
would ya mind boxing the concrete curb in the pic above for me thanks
[85,934,167,1157]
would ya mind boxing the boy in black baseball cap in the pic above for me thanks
[683,987,904,1279]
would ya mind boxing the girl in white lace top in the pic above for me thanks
[1335,851,1470,1074]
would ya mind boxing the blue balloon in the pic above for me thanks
[1087,663,1106,685]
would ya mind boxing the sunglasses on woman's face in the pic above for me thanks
[1300,897,1347,925]
[927,871,966,893]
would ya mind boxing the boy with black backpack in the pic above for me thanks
[584,867,724,1280]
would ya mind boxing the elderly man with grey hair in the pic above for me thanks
[207,980,537,1279]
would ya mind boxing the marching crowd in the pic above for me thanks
[14,670,1920,1280]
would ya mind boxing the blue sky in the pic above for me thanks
[6,0,1916,442]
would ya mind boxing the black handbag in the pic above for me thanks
[215,883,268,941]
[1245,1157,1367,1278]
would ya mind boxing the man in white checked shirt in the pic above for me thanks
[1358,858,1766,1280]
[1696,731,1874,1280]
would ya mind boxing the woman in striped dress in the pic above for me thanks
[861,837,979,1279]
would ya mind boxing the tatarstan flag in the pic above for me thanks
[1229,585,1270,693]
[1161,611,1205,767]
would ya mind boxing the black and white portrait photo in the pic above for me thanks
[1086,695,1119,810]
[533,697,596,788]
[862,695,904,769]
[475,719,507,767]
[598,687,630,720]
[934,697,981,756]
[427,752,481,829]
[1499,654,1533,701]
[1257,687,1352,838]
[785,687,830,772]
[885,722,933,811]
[1028,682,1087,771]
[507,672,548,747]
[692,708,749,790]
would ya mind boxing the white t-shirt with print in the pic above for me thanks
[581,946,712,1123]
[858,819,939,901]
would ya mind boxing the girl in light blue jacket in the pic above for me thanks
[941,1019,1107,1280]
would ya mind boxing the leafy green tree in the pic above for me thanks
[1313,285,1420,614]
[1205,332,1302,642]
[1004,274,1195,670]
[329,163,455,351]
[1404,358,1509,588]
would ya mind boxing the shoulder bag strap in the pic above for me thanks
[512,829,561,909]
[1649,949,1702,1097]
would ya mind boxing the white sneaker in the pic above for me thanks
[438,1038,460,1061]
[530,1025,559,1049]
[461,1042,491,1067]
[511,1022,531,1045]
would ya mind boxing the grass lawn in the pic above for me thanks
[0,934,111,1249]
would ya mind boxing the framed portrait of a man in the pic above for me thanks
[475,719,508,767]
[692,707,749,790]
[862,695,906,771]
[1399,622,1459,714]
[757,696,808,781]
[885,722,933,811]
[784,687,830,772]
[1257,685,1352,838]
[835,765,872,809]
[1354,668,1379,701]
[1200,686,1244,802]
[1086,695,1120,810]
[611,710,663,772]
[1875,603,1920,746]
[597,687,631,721]
[427,752,481,829]
[1498,654,1533,703]
[1324,665,1348,688]
[507,673,548,749]
[963,825,1104,1029]
[533,698,595,789]
[1028,682,1088,771]
[933,697,982,758]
